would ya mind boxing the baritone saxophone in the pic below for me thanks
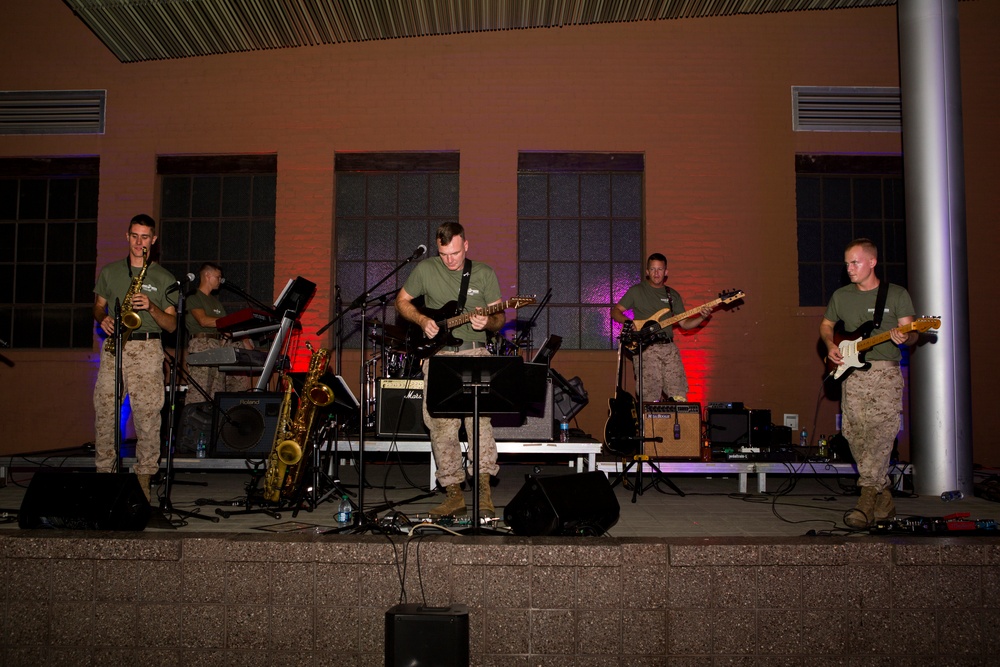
[262,343,334,502]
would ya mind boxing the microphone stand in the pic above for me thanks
[220,280,273,312]
[160,282,219,523]
[323,251,424,535]
[113,299,124,473]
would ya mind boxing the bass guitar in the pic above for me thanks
[410,295,536,358]
[625,289,745,352]
[604,324,640,457]
[826,316,941,382]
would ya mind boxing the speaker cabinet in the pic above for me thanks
[748,409,772,447]
[491,378,554,441]
[385,603,469,667]
[504,471,620,536]
[641,402,701,458]
[18,472,151,531]
[212,392,283,458]
[377,378,429,438]
[706,408,750,446]
[176,401,214,454]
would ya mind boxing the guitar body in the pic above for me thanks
[827,321,875,381]
[605,388,639,456]
[410,301,464,358]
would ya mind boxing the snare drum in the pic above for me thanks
[384,350,417,378]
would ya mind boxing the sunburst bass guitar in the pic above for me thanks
[625,289,745,352]
[826,316,941,382]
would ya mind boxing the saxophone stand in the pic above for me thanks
[609,332,686,503]
[319,250,425,535]
[159,282,219,524]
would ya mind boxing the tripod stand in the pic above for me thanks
[608,331,685,503]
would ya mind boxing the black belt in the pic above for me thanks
[192,332,221,339]
[129,332,161,341]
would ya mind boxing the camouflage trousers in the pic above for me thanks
[842,366,903,490]
[633,341,689,403]
[93,339,165,476]
[421,347,500,488]
[185,336,251,405]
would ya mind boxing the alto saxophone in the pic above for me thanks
[104,247,148,355]
[262,344,335,503]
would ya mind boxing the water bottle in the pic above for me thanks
[559,420,570,443]
[799,428,808,448]
[336,495,353,524]
[941,490,964,502]
[196,431,207,459]
[817,434,827,458]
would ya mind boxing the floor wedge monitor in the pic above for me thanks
[504,471,620,536]
[18,472,151,531]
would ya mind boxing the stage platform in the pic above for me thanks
[2,448,999,665]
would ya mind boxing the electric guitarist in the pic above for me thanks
[819,238,918,530]
[395,222,504,519]
[611,253,713,403]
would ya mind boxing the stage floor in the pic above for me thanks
[2,447,999,538]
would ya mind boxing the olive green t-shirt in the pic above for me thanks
[94,258,176,334]
[616,282,685,342]
[823,282,915,361]
[186,290,227,334]
[402,257,502,343]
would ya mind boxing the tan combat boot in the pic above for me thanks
[478,474,495,517]
[845,486,877,529]
[136,474,152,502]
[873,488,896,522]
[429,484,467,517]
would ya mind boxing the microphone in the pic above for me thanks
[167,273,196,292]
[409,244,427,260]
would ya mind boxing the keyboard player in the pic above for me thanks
[184,262,253,404]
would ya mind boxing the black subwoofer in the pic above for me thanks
[385,603,469,667]
[18,472,151,531]
[504,471,620,536]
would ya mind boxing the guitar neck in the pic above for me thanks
[657,297,726,329]
[855,322,917,352]
[442,299,514,329]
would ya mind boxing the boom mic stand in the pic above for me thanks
[113,298,124,473]
[319,248,425,535]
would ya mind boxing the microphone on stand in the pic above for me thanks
[168,273,197,292]
[409,244,427,260]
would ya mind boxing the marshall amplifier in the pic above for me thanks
[377,378,429,438]
[641,402,701,458]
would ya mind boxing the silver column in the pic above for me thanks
[897,0,972,496]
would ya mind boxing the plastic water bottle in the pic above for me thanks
[196,431,207,458]
[799,428,808,448]
[559,420,570,442]
[941,490,964,502]
[336,495,353,524]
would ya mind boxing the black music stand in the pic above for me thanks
[426,355,543,535]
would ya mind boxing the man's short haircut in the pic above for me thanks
[436,222,466,246]
[846,238,878,259]
[647,252,667,268]
[129,213,156,232]
[199,262,223,276]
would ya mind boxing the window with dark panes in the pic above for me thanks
[0,157,99,348]
[334,153,459,348]
[517,153,643,351]
[796,155,906,307]
[157,155,277,318]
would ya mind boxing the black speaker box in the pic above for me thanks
[748,409,772,447]
[176,401,215,454]
[385,603,469,667]
[706,408,750,446]
[212,392,283,458]
[491,378,554,441]
[377,378,429,438]
[18,472,151,531]
[504,471,620,536]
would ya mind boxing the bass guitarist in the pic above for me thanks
[396,222,504,519]
[611,253,712,403]
[820,238,917,530]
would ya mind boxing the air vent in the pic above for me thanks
[0,90,106,135]
[792,86,900,132]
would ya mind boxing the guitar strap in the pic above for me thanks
[872,276,889,329]
[456,258,473,312]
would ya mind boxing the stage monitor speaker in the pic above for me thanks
[504,471,620,536]
[177,401,214,455]
[748,409,772,447]
[212,392,283,458]
[491,378,554,441]
[385,603,470,667]
[706,407,750,446]
[642,402,701,458]
[377,378,429,438]
[18,472,151,531]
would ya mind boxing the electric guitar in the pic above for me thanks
[826,316,941,382]
[604,324,640,457]
[625,289,745,352]
[410,295,536,358]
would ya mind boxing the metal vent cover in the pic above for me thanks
[0,90,106,135]
[792,86,900,132]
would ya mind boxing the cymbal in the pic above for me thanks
[368,323,408,345]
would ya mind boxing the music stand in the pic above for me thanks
[426,356,543,534]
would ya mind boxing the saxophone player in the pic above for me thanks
[92,214,177,501]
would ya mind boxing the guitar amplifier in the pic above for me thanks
[491,378,554,441]
[642,403,701,458]
[377,378,429,438]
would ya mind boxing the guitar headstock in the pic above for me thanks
[718,289,746,305]
[509,295,537,309]
[912,316,942,333]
